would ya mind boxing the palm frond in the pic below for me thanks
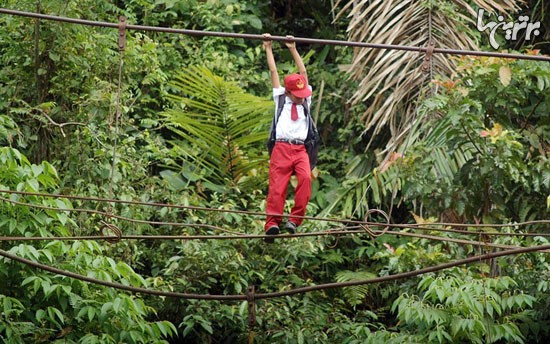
[334,0,526,156]
[163,66,272,188]
[335,270,378,306]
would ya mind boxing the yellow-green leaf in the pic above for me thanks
[499,66,511,86]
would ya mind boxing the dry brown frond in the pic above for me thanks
[334,0,526,157]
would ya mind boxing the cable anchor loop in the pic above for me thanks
[100,220,122,244]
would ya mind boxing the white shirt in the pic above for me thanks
[273,86,312,141]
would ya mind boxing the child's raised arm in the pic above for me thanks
[285,35,307,84]
[263,33,280,88]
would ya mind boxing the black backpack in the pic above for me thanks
[266,94,320,169]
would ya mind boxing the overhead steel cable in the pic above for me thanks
[0,244,548,301]
[0,7,549,62]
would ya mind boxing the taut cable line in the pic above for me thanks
[0,244,548,301]
[107,16,127,204]
[256,244,550,299]
[0,8,549,62]
[0,195,229,232]
[1,229,545,252]
[1,191,549,237]
[4,193,549,251]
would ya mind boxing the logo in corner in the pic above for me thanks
[476,9,541,49]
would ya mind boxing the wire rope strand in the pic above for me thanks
[1,244,548,301]
[479,232,493,343]
[2,225,549,254]
[1,191,549,235]
[107,16,126,214]
[0,8,549,62]
[255,244,550,299]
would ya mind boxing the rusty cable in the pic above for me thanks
[1,225,547,253]
[1,190,548,235]
[0,8,549,62]
[0,244,547,301]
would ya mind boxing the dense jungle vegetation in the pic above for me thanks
[0,0,549,343]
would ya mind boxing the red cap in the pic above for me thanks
[284,74,312,98]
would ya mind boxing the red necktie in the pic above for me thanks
[291,103,298,121]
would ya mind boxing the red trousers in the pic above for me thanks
[265,142,311,231]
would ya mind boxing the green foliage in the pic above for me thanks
[335,270,377,307]
[163,66,272,192]
[0,295,33,344]
[390,272,535,343]
[318,155,403,220]
[0,148,176,342]
[0,115,20,146]
[397,55,549,224]
[1,0,548,342]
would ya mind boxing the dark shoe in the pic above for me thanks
[264,226,279,243]
[285,221,297,234]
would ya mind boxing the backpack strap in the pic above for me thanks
[275,93,286,121]
[302,99,310,118]
[301,99,321,169]
[270,94,286,134]
[302,100,318,135]
[267,94,287,155]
